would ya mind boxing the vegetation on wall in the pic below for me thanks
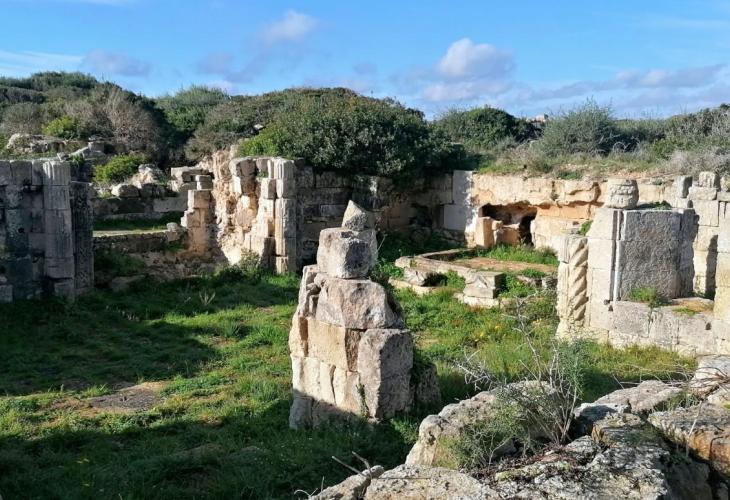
[94,153,147,184]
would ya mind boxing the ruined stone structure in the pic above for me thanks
[0,159,93,302]
[555,175,730,356]
[288,201,435,428]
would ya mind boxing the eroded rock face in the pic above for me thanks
[649,403,730,476]
[364,465,494,500]
[313,466,384,500]
[573,380,683,433]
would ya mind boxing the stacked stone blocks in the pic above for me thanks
[289,201,429,428]
[0,159,92,302]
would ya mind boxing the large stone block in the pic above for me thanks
[689,186,718,201]
[45,257,74,279]
[316,228,376,279]
[441,203,469,231]
[315,277,400,330]
[587,238,615,271]
[11,160,32,185]
[187,189,211,209]
[307,317,361,371]
[619,210,681,242]
[0,160,11,185]
[42,161,70,186]
[698,171,720,188]
[357,328,414,419]
[260,178,277,199]
[674,175,692,199]
[693,199,720,227]
[43,186,70,210]
[587,208,622,240]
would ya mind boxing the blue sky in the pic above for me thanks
[2,0,730,117]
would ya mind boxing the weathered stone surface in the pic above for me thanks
[649,403,730,475]
[691,355,730,396]
[307,317,361,371]
[605,178,639,209]
[314,466,384,500]
[574,380,682,433]
[316,228,377,279]
[358,329,413,419]
[406,390,503,467]
[341,200,375,231]
[487,413,713,500]
[364,465,494,500]
[315,277,400,330]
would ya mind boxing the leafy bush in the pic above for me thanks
[43,115,81,139]
[537,100,621,156]
[213,252,264,284]
[578,221,592,236]
[94,154,146,184]
[235,91,455,182]
[156,86,229,139]
[433,107,537,153]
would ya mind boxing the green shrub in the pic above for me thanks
[628,287,668,308]
[537,100,621,156]
[94,154,146,184]
[213,252,264,284]
[433,107,537,154]
[43,115,81,139]
[234,92,454,182]
[156,86,229,139]
[578,221,592,236]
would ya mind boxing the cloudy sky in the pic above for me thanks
[2,0,730,117]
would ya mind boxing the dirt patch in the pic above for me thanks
[455,257,556,275]
[85,381,167,413]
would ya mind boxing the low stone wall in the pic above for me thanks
[0,159,93,302]
[94,231,174,254]
[92,194,186,221]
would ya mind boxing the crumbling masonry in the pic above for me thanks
[0,160,92,302]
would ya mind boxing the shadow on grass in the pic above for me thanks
[0,398,411,499]
[0,274,299,396]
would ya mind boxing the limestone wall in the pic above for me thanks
[0,159,93,302]
[556,175,730,356]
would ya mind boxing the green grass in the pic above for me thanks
[94,213,184,233]
[0,253,694,498]
[473,244,558,267]
[628,287,669,308]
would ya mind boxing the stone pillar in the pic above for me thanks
[70,181,94,295]
[556,234,588,336]
[288,201,435,428]
[243,158,298,272]
[42,161,75,298]
[181,189,214,256]
[688,171,722,296]
[714,217,730,322]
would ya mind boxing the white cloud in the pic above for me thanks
[436,38,513,79]
[82,49,151,76]
[0,49,82,76]
[261,10,319,45]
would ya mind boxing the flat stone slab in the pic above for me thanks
[86,381,166,414]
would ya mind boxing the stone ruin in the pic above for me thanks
[288,201,438,428]
[0,159,93,302]
[556,175,730,356]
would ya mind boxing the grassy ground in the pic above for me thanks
[0,251,694,499]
